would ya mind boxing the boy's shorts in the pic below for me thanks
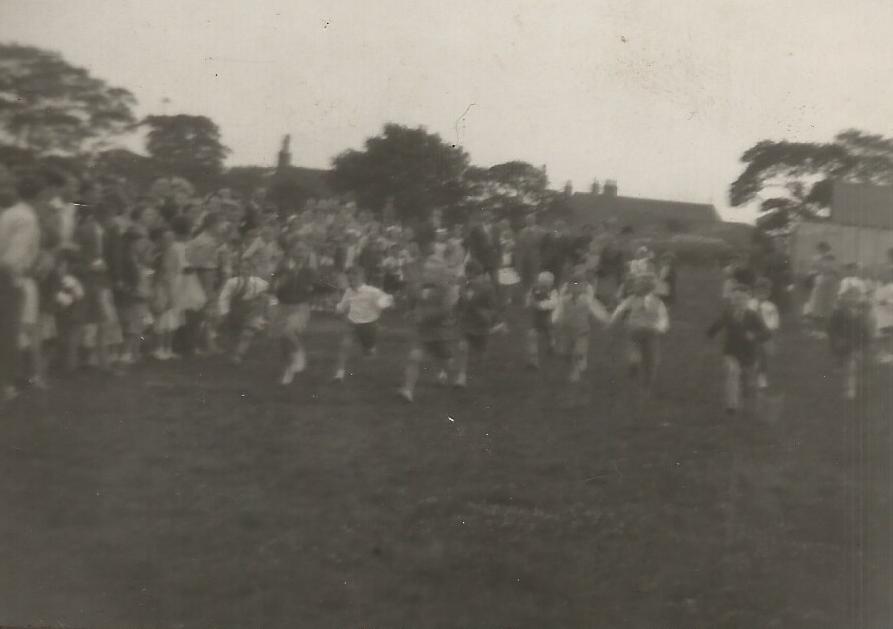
[556,331,589,361]
[352,321,379,354]
[628,327,660,366]
[421,339,452,360]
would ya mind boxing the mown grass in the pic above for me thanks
[1,267,890,628]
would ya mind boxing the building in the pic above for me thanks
[564,180,720,232]
[789,181,893,275]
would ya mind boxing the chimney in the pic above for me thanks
[603,179,618,197]
[590,178,601,195]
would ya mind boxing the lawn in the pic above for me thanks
[1,267,890,629]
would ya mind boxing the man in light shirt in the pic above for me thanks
[0,169,45,402]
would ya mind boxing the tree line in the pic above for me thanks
[3,42,892,229]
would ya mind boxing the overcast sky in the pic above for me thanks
[2,0,892,220]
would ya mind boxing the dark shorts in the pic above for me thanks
[464,333,488,354]
[352,321,379,354]
[422,339,452,360]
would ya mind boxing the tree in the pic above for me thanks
[92,148,159,193]
[730,129,893,229]
[331,123,469,221]
[0,43,137,153]
[461,160,551,225]
[142,114,230,190]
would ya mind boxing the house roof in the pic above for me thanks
[566,192,720,227]
[831,181,893,230]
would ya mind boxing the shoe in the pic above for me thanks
[294,351,307,374]
[333,369,345,383]
[280,367,295,385]
[397,388,414,403]
[757,374,768,390]
[436,370,449,386]
[454,373,467,388]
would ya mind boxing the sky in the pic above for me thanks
[2,0,893,221]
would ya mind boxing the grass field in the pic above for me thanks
[1,267,891,629]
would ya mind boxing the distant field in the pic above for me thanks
[1,267,890,629]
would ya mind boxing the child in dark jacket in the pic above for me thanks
[828,285,873,399]
[454,260,497,388]
[707,283,770,414]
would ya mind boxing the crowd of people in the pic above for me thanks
[0,163,890,412]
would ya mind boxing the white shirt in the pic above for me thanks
[874,282,893,330]
[749,298,780,332]
[0,201,41,277]
[611,293,669,333]
[50,197,77,245]
[218,276,269,316]
[336,284,393,324]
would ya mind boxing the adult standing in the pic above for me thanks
[0,168,44,401]
[541,219,571,287]
[465,209,501,282]
[516,213,546,294]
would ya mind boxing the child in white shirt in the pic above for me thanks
[218,260,270,364]
[333,266,393,382]
[750,277,780,389]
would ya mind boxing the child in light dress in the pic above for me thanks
[611,272,669,393]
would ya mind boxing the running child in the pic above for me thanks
[333,266,394,382]
[553,270,610,384]
[610,272,669,393]
[525,271,558,369]
[398,262,455,403]
[706,283,770,415]
[828,285,873,399]
[751,277,780,390]
[454,260,497,388]
[218,259,270,365]
[271,240,317,385]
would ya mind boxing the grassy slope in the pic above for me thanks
[0,267,890,629]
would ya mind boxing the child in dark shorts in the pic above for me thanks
[454,260,496,388]
[333,267,393,382]
[398,267,454,403]
[525,271,558,368]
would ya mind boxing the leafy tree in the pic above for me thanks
[331,123,469,221]
[0,43,137,153]
[142,114,230,190]
[461,160,551,224]
[92,148,159,193]
[221,165,270,199]
[730,129,893,229]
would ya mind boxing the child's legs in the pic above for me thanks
[569,334,589,383]
[640,332,660,387]
[845,351,860,396]
[336,330,354,372]
[525,329,540,364]
[456,338,469,377]
[402,346,424,392]
[724,355,742,409]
